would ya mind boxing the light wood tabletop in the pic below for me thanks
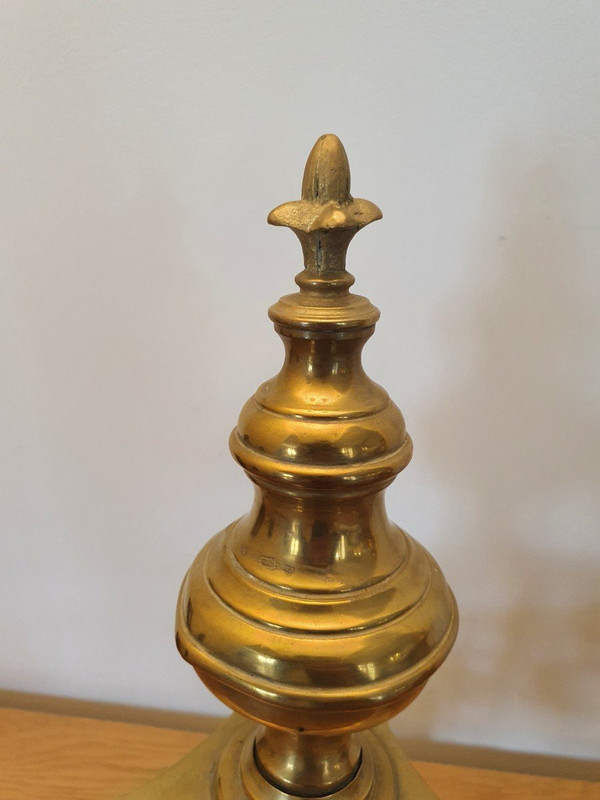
[1,707,598,800]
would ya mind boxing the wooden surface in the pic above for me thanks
[1,707,598,800]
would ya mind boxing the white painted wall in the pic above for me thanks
[1,1,598,761]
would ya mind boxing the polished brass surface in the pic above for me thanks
[123,714,440,800]
[254,726,362,796]
[123,135,458,799]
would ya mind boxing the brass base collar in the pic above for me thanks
[120,714,441,800]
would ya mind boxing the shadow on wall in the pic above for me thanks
[394,146,600,760]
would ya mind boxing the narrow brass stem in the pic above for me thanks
[254,727,361,797]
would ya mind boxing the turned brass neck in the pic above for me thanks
[255,727,361,797]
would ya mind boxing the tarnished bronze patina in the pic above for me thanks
[123,135,458,800]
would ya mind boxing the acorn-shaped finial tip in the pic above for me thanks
[268,135,382,274]
[301,134,351,204]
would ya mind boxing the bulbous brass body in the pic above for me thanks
[123,135,458,800]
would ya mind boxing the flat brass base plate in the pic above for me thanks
[120,714,440,800]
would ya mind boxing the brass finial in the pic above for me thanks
[268,134,382,278]
[125,135,458,800]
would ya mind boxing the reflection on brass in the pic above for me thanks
[123,135,458,799]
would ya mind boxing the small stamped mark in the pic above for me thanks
[259,556,278,570]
